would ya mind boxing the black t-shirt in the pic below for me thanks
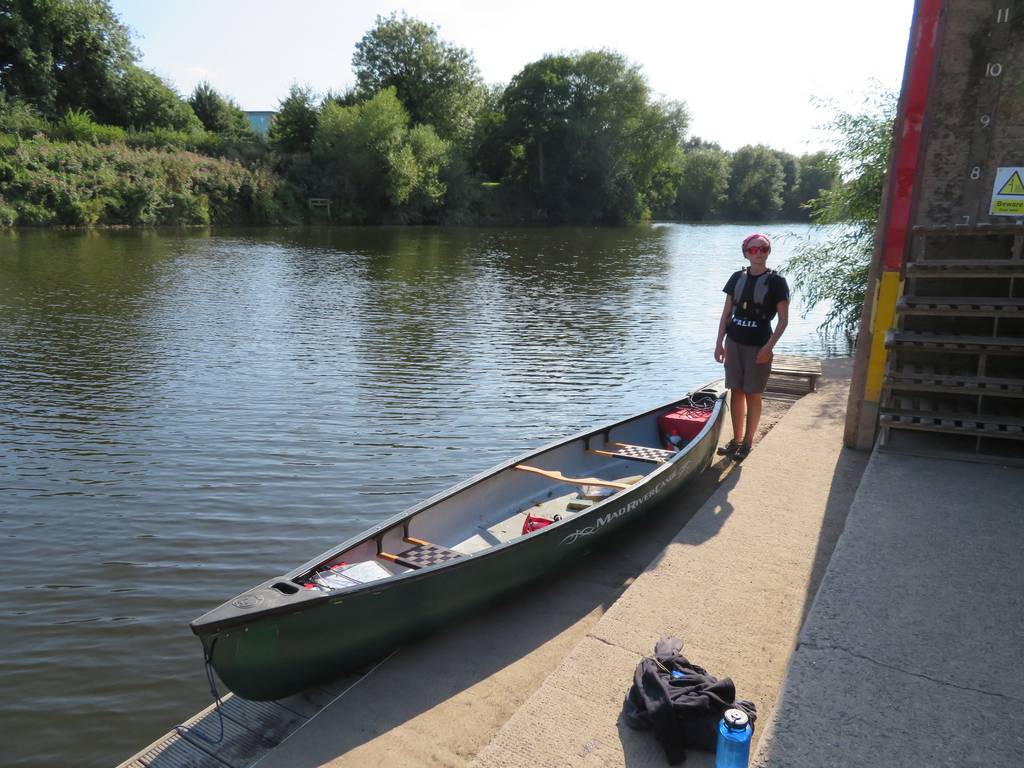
[722,269,790,346]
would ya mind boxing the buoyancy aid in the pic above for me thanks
[732,267,776,322]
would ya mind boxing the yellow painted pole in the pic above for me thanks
[864,271,903,404]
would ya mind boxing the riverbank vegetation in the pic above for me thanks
[784,90,896,335]
[0,2,842,228]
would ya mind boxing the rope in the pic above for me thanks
[172,643,399,762]
[173,641,226,747]
[685,392,718,411]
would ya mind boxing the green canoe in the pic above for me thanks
[190,380,727,700]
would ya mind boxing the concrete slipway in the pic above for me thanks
[469,362,1024,768]
[122,359,1024,766]
[247,359,864,768]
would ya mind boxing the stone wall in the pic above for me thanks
[916,0,1024,226]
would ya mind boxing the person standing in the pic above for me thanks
[714,233,789,461]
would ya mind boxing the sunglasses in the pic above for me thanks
[745,245,770,255]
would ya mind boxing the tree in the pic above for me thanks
[677,147,732,220]
[108,65,201,131]
[501,50,688,223]
[628,98,690,218]
[792,151,838,218]
[313,88,449,222]
[189,81,252,136]
[647,147,686,219]
[322,86,360,108]
[269,84,319,153]
[727,144,784,220]
[774,149,802,219]
[471,82,509,180]
[0,0,135,121]
[683,136,723,152]
[784,91,897,334]
[352,13,484,146]
[0,2,204,133]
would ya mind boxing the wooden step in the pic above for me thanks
[877,427,1024,467]
[905,260,1024,278]
[885,370,1024,398]
[879,411,1024,440]
[897,296,1024,317]
[911,224,1024,236]
[886,331,1024,355]
[881,391,1024,434]
[883,398,1024,428]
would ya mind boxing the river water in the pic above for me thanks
[0,224,848,767]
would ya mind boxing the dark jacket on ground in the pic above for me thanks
[622,636,757,765]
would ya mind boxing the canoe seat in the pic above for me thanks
[379,536,462,570]
[588,441,676,464]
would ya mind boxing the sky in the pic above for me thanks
[110,0,916,155]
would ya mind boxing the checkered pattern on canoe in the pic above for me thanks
[394,542,462,569]
[611,444,675,463]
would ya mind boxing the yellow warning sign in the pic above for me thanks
[990,167,1024,216]
[993,198,1024,215]
[997,171,1024,196]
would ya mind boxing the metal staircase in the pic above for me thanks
[879,224,1024,465]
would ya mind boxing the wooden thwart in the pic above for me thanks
[513,464,632,490]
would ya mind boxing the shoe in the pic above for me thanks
[717,439,741,456]
[732,443,751,461]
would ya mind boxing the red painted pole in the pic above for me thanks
[883,0,943,273]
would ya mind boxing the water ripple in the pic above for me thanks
[0,224,847,767]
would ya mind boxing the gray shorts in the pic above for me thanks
[724,338,772,393]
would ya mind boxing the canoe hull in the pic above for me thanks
[198,388,724,701]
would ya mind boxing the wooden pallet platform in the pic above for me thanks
[768,354,822,393]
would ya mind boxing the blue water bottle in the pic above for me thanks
[714,708,752,768]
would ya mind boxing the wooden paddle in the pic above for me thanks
[513,464,633,490]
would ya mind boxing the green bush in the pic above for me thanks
[120,127,268,164]
[0,200,16,227]
[110,66,203,132]
[54,109,99,142]
[0,97,51,138]
[124,127,199,150]
[52,109,126,144]
[313,89,450,222]
[270,85,319,153]
[15,201,57,225]
[188,82,255,138]
[0,137,290,227]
